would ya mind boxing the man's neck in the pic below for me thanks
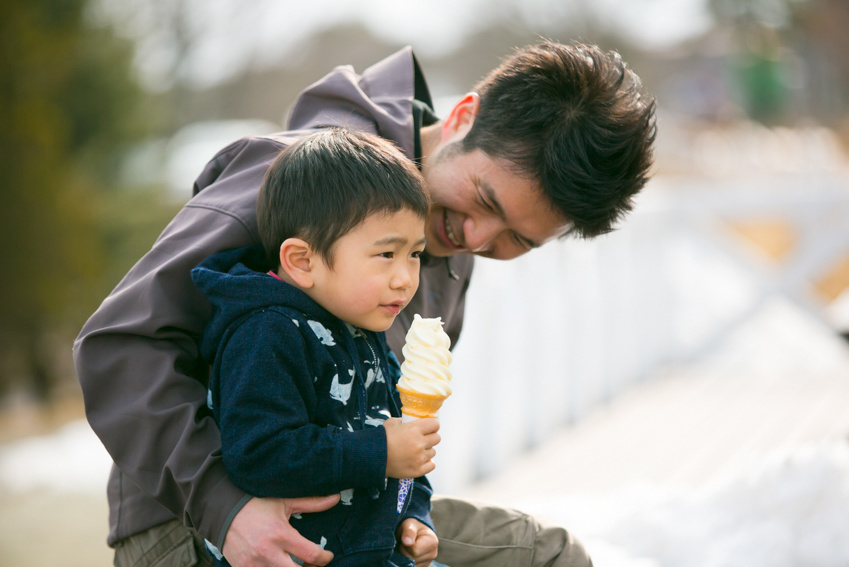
[418,122,443,171]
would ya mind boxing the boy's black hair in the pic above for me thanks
[462,41,657,238]
[257,128,430,269]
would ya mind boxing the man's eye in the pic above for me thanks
[512,233,531,250]
[477,190,494,212]
[411,250,422,259]
[379,252,394,258]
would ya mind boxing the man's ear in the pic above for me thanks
[441,92,480,142]
[278,238,315,288]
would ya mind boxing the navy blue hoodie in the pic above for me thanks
[191,246,432,567]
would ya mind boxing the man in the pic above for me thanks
[74,41,655,567]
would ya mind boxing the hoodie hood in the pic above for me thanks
[287,46,431,161]
[191,245,337,362]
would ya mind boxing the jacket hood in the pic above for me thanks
[191,245,337,362]
[287,46,431,160]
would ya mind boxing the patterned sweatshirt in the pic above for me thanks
[191,245,431,567]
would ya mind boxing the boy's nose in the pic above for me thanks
[390,265,413,289]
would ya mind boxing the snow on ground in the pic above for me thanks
[455,295,849,566]
[2,291,849,566]
[3,417,849,565]
[497,442,849,567]
[0,419,111,495]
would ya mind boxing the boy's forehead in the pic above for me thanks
[360,209,426,235]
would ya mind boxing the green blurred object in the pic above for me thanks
[734,23,788,125]
[0,0,153,400]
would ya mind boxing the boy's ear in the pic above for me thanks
[441,92,480,142]
[278,238,315,288]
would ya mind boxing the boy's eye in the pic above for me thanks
[411,250,422,259]
[379,251,394,259]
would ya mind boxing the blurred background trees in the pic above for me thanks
[2,0,848,404]
[0,0,177,401]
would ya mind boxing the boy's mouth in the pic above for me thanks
[382,301,406,315]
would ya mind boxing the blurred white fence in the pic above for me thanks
[430,171,849,493]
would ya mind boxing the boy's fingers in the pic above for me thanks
[400,520,418,546]
[415,418,440,433]
[423,431,441,448]
[411,529,439,560]
[422,460,436,475]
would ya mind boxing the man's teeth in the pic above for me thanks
[445,212,461,247]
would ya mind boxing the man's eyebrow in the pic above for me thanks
[480,180,541,249]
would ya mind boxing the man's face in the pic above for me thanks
[422,142,571,260]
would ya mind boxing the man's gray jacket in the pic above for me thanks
[73,47,474,551]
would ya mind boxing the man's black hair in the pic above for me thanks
[462,41,657,237]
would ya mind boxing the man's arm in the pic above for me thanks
[73,136,284,547]
[75,202,254,543]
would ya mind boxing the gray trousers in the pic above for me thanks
[113,496,593,567]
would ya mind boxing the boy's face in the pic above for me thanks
[306,208,427,332]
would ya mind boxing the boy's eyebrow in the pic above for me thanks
[480,181,541,249]
[374,235,428,246]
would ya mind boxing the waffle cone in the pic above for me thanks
[396,385,448,419]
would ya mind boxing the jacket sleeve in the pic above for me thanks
[405,475,434,531]
[215,312,388,498]
[72,136,282,546]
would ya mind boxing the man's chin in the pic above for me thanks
[424,243,458,258]
[423,231,453,257]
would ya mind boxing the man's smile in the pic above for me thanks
[443,210,463,249]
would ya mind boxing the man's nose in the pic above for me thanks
[464,216,501,253]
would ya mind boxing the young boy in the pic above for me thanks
[191,128,442,567]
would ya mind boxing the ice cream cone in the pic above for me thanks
[397,385,447,419]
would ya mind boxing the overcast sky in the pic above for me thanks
[90,0,714,89]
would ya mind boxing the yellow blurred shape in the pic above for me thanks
[815,255,849,301]
[726,218,796,262]
[727,218,849,301]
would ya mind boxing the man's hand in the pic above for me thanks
[383,417,440,479]
[396,518,439,567]
[222,494,340,567]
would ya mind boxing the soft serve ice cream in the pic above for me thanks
[395,314,452,512]
[396,314,452,418]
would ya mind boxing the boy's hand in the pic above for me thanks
[382,417,440,479]
[396,518,439,566]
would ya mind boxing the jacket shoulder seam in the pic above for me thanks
[185,202,254,239]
